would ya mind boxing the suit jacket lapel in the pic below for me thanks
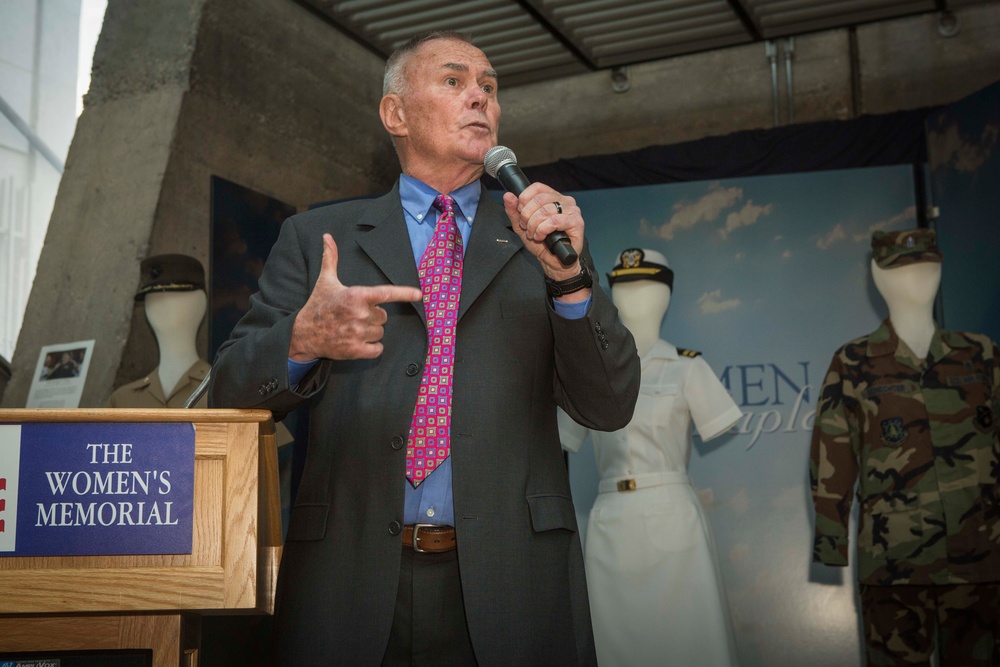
[355,182,522,324]
[354,182,425,322]
[458,186,521,321]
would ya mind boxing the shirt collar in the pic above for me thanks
[399,174,481,226]
[866,319,898,358]
[868,318,967,366]
[642,339,677,365]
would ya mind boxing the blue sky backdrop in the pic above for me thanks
[568,164,916,666]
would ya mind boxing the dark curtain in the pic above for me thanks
[491,108,934,192]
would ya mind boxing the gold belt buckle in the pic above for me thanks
[617,479,637,492]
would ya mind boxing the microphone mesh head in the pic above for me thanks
[484,145,517,179]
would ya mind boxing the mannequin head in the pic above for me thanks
[143,289,206,397]
[134,253,207,355]
[608,248,673,355]
[869,229,942,359]
[869,228,942,316]
[871,259,940,312]
[613,280,671,327]
[145,289,207,340]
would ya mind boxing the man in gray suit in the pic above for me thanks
[210,30,640,666]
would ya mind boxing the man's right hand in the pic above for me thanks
[289,233,422,361]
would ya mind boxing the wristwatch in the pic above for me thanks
[545,260,593,298]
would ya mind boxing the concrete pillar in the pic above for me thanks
[3,0,206,409]
[2,0,393,408]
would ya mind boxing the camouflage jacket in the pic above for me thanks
[810,319,1000,585]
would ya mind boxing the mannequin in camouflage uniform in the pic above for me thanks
[810,229,999,666]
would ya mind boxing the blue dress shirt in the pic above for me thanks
[288,175,589,525]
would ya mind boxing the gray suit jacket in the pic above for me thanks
[209,182,640,666]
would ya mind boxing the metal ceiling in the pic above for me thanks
[297,0,978,87]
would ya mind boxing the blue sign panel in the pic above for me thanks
[0,422,195,556]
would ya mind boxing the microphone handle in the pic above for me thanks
[497,163,532,195]
[496,164,578,267]
[544,231,578,267]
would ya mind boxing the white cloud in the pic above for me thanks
[698,290,741,314]
[647,184,743,240]
[852,205,918,242]
[820,206,919,251]
[734,252,745,261]
[638,218,656,238]
[781,249,792,260]
[730,488,751,515]
[816,223,847,250]
[728,542,751,563]
[772,485,803,511]
[718,200,774,240]
[773,235,784,241]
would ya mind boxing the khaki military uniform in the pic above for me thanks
[107,359,294,448]
[811,319,1000,665]
[107,360,212,408]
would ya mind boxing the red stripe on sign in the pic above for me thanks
[0,478,5,490]
[0,519,4,532]
[0,498,4,511]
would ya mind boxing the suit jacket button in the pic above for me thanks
[406,363,420,377]
[391,436,404,450]
[388,521,402,536]
[601,341,610,350]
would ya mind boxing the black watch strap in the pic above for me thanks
[545,261,593,298]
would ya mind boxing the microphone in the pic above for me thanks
[484,146,578,267]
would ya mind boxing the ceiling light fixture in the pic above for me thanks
[610,66,630,93]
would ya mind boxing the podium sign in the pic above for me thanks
[0,409,282,667]
[0,422,195,557]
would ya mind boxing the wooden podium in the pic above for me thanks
[0,408,283,667]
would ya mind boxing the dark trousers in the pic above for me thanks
[382,547,479,667]
[860,583,999,666]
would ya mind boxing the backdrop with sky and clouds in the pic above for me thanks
[566,164,918,666]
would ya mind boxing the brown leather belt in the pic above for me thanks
[402,524,457,553]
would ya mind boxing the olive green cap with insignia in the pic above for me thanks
[871,229,942,269]
[134,254,206,301]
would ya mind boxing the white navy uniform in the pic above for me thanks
[560,339,743,667]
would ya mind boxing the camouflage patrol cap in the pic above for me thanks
[607,248,674,289]
[134,254,206,301]
[871,229,942,269]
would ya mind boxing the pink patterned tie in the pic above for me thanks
[406,194,463,487]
